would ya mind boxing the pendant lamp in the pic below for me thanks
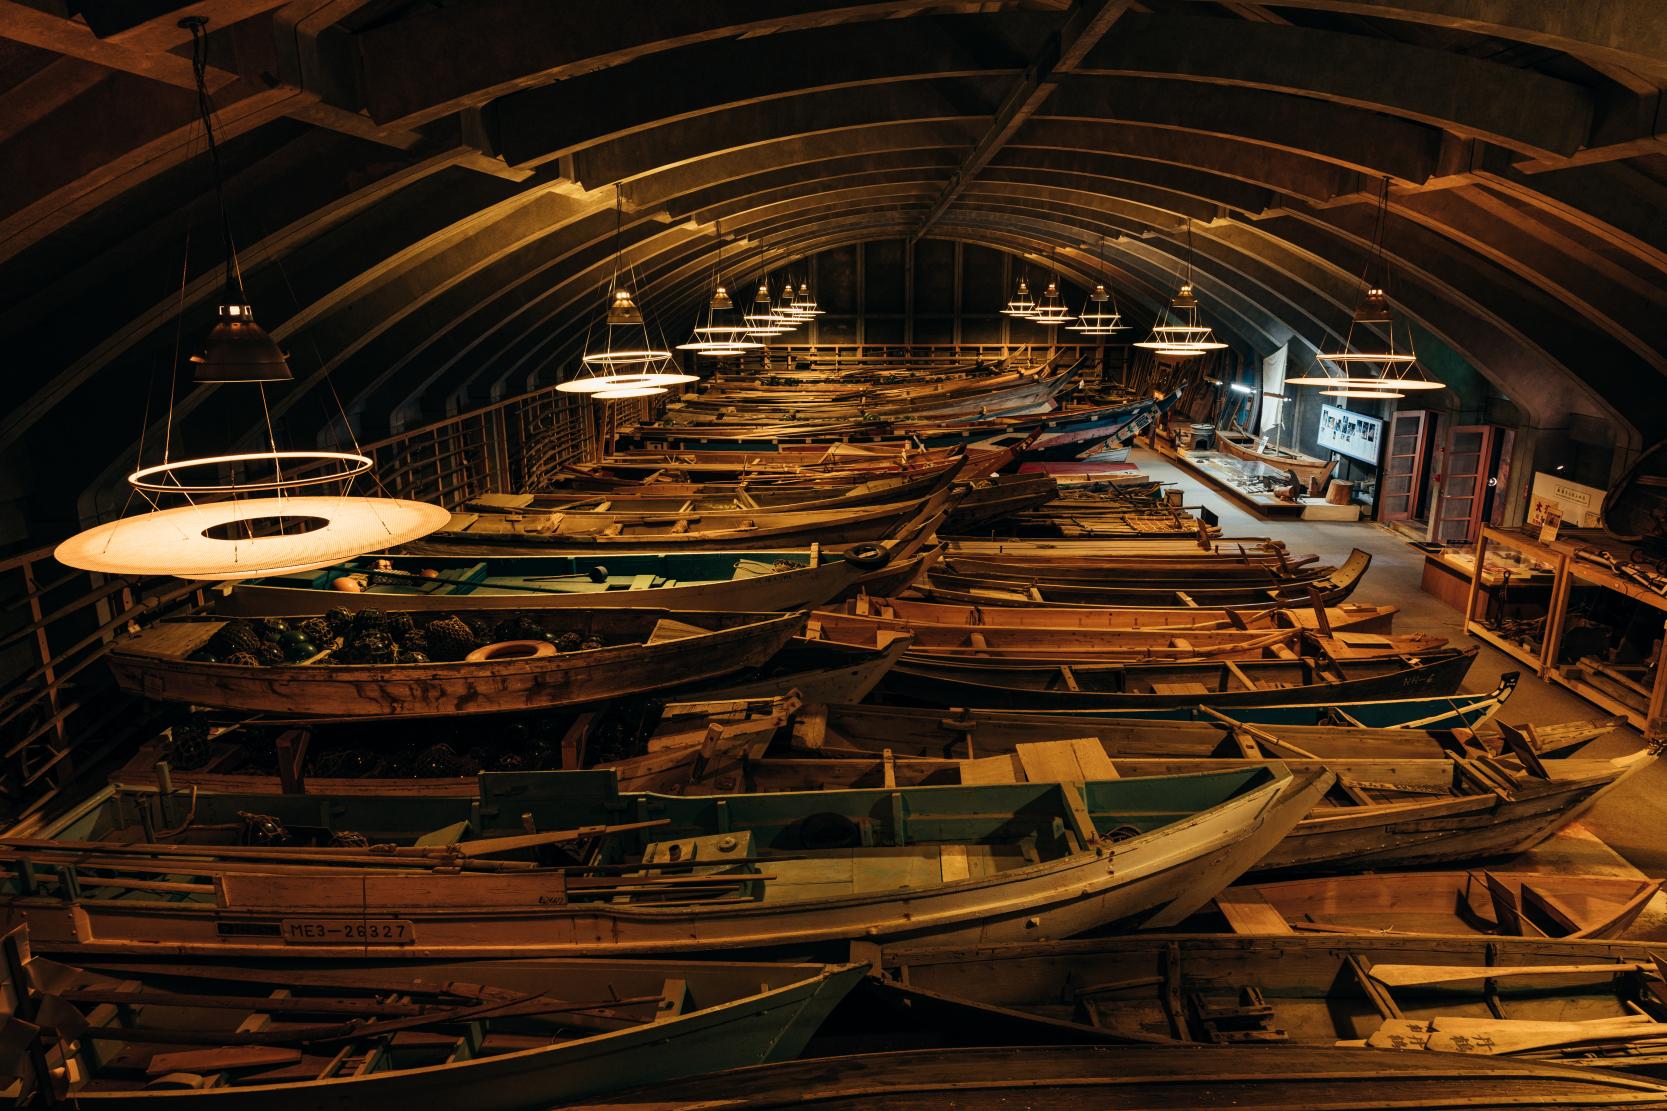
[677,220,763,356]
[791,282,824,316]
[1029,252,1075,325]
[742,281,791,338]
[1069,237,1128,335]
[1287,178,1444,396]
[1000,276,1037,317]
[562,188,696,396]
[55,18,448,580]
[1134,222,1227,358]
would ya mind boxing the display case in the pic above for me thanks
[1456,527,1667,740]
[1461,527,1565,671]
[1545,547,1667,738]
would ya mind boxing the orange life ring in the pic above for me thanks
[465,639,559,663]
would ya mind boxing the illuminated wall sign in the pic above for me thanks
[1316,403,1383,465]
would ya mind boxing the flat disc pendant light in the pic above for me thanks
[54,17,448,580]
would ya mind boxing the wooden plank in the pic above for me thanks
[148,1046,301,1075]
[958,755,1021,784]
[1214,888,1295,935]
[1368,962,1648,987]
[939,843,972,883]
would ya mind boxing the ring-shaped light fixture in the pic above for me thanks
[580,348,676,367]
[128,450,373,495]
[593,385,670,399]
[55,495,451,580]
[1321,388,1406,399]
[557,371,697,394]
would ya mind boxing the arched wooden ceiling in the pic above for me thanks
[3,0,1664,540]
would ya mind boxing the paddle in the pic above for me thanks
[1367,962,1652,987]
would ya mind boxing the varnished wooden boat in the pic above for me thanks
[0,923,864,1110]
[2,763,1321,958]
[805,610,1447,662]
[462,458,959,515]
[870,934,1667,1070]
[216,541,937,618]
[407,487,952,554]
[1215,424,1339,488]
[769,700,1616,765]
[943,536,1287,557]
[707,739,1653,876]
[877,646,1478,710]
[106,609,806,717]
[949,510,1215,541]
[937,553,1335,584]
[110,638,918,800]
[582,1044,1667,1109]
[580,447,962,483]
[940,474,1059,531]
[827,593,1400,634]
[926,547,1372,607]
[1214,871,1663,939]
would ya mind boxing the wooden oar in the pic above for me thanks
[1368,962,1652,987]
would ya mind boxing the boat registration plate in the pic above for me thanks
[279,918,416,945]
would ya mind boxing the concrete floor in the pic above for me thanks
[1126,448,1667,930]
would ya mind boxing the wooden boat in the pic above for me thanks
[949,510,1215,541]
[943,536,1287,557]
[875,646,1479,710]
[926,547,1373,607]
[0,923,864,1110]
[804,610,1448,663]
[855,672,1523,731]
[936,553,1336,584]
[406,487,952,554]
[828,592,1401,634]
[216,541,936,618]
[106,609,806,718]
[940,473,1059,531]
[1,762,1322,958]
[715,739,1652,876]
[580,447,962,483]
[110,638,918,800]
[1215,424,1339,488]
[769,700,1616,766]
[870,934,1667,1070]
[462,458,960,515]
[1214,871,1663,939]
[581,1044,1667,1109]
[678,630,913,705]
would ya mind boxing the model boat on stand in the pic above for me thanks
[0,923,864,1110]
[0,764,1321,959]
[1213,422,1339,490]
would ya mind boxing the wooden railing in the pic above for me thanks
[0,382,614,823]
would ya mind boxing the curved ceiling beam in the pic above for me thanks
[1076,11,1596,159]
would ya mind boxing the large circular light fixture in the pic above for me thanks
[56,496,451,580]
[1000,277,1036,318]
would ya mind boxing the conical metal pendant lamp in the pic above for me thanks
[1287,179,1444,399]
[678,220,762,356]
[1135,222,1227,358]
[1070,237,1128,335]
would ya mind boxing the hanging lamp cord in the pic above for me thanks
[185,19,242,306]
